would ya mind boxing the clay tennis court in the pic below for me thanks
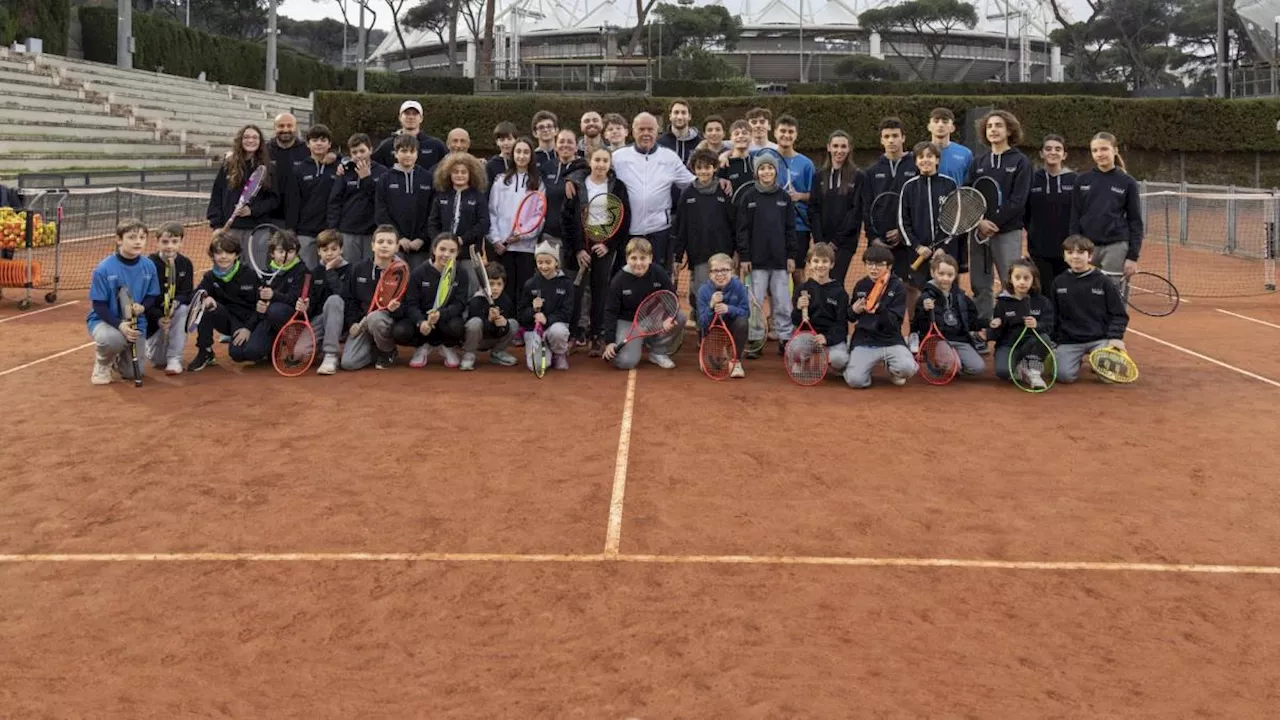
[2,279,1279,715]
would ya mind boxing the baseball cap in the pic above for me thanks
[400,100,423,114]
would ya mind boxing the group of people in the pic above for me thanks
[84,98,1142,388]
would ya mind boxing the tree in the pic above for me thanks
[403,0,456,71]
[648,2,742,55]
[149,0,272,40]
[832,55,900,81]
[857,0,978,81]
[663,46,741,79]
[382,0,417,71]
[625,0,661,57]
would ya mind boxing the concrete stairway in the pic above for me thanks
[0,48,315,175]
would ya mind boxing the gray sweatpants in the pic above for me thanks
[91,322,144,380]
[341,233,372,265]
[611,311,688,370]
[298,234,319,269]
[689,262,710,314]
[948,340,987,376]
[524,321,570,369]
[312,295,347,356]
[145,303,190,366]
[749,268,794,342]
[463,316,517,353]
[827,341,851,372]
[339,310,395,370]
[843,344,918,388]
[1092,242,1129,277]
[970,229,1023,325]
[1055,339,1110,383]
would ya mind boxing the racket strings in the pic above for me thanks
[635,292,679,334]
[919,336,959,377]
[938,188,986,236]
[1090,348,1139,383]
[583,195,623,241]
[375,266,408,307]
[701,325,735,372]
[784,333,827,385]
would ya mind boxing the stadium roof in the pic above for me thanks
[368,0,1058,61]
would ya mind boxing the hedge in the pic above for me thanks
[3,0,69,55]
[77,7,466,97]
[789,81,1129,97]
[316,92,1280,155]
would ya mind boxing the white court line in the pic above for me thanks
[0,341,95,378]
[604,369,638,557]
[1216,308,1280,330]
[1129,329,1280,389]
[1,551,1277,576]
[0,300,79,323]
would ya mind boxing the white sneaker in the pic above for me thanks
[890,374,908,386]
[730,362,745,378]
[460,352,476,371]
[90,360,112,385]
[441,346,461,368]
[907,332,920,354]
[409,345,433,368]
[1026,368,1047,390]
[649,353,675,369]
[165,359,183,376]
[317,353,338,375]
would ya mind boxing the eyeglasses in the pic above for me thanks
[709,268,733,274]
[535,123,556,131]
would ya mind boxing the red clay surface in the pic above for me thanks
[1,283,1279,717]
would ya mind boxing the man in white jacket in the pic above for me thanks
[610,112,696,270]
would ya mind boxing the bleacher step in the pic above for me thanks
[0,154,211,172]
[0,122,159,141]
[0,137,187,155]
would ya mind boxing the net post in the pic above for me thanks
[1226,185,1238,254]
[1268,192,1278,291]
[1178,182,1189,246]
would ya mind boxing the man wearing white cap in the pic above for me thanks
[372,100,448,172]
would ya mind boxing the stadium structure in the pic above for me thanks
[367,0,1067,87]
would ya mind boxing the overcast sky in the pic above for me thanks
[280,0,1099,34]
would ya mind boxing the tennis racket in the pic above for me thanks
[1089,345,1139,384]
[368,259,409,314]
[864,271,890,314]
[916,308,960,385]
[743,274,767,355]
[470,246,494,306]
[186,288,208,333]
[617,289,680,348]
[869,191,900,246]
[223,165,268,230]
[732,180,757,207]
[912,187,987,271]
[784,301,827,386]
[531,291,551,378]
[510,190,548,240]
[754,148,793,191]
[1104,270,1180,317]
[116,286,142,387]
[272,275,316,377]
[971,176,1003,246]
[432,258,455,313]
[162,257,177,320]
[1009,325,1057,393]
[245,223,284,285]
[699,311,736,381]
[576,192,624,285]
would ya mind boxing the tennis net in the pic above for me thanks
[1140,189,1277,297]
[3,187,213,298]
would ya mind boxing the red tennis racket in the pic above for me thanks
[618,289,679,346]
[699,311,736,381]
[916,308,959,385]
[368,259,409,314]
[273,275,316,377]
[784,301,827,386]
[510,190,548,239]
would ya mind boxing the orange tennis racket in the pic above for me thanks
[864,271,890,313]
[619,289,679,346]
[368,259,409,314]
[784,301,827,386]
[273,275,316,377]
[916,308,959,385]
[699,311,736,381]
